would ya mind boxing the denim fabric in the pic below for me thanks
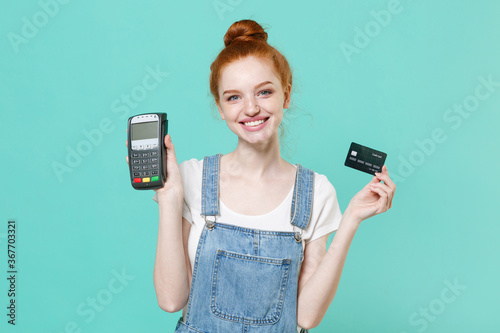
[290,164,314,231]
[175,155,313,333]
[201,154,221,217]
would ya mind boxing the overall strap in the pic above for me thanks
[201,154,222,218]
[290,164,315,232]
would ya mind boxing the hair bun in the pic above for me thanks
[223,19,268,47]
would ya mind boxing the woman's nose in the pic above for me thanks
[244,97,260,116]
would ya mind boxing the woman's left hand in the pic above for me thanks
[346,165,396,223]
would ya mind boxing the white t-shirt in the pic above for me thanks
[153,158,343,273]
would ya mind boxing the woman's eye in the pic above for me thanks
[259,90,272,96]
[227,95,239,101]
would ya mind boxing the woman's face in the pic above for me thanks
[216,56,290,146]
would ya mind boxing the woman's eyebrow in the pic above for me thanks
[222,81,274,95]
[222,89,239,95]
[255,81,274,89]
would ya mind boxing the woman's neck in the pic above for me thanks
[224,134,289,179]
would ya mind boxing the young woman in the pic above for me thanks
[150,19,396,332]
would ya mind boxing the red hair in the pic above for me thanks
[210,20,292,102]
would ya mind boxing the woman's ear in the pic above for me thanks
[283,84,291,109]
[215,99,225,120]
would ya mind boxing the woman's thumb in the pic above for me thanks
[164,133,173,149]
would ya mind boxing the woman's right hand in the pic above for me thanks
[155,134,183,197]
[126,133,184,199]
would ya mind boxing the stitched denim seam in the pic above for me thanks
[300,167,313,230]
[212,221,298,237]
[201,154,221,217]
[209,155,216,215]
[185,226,209,324]
[292,165,314,230]
[296,165,303,227]
[177,321,204,333]
[210,309,281,325]
[215,153,221,216]
[290,164,300,224]
[201,156,208,216]
[208,155,216,216]
[217,249,291,265]
[253,231,259,256]
[275,260,290,321]
[291,164,303,228]
[303,169,314,229]
[210,248,221,314]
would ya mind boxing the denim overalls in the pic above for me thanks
[175,154,313,333]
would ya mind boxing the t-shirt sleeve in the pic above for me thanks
[152,159,200,225]
[304,174,343,244]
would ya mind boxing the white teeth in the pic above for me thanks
[243,119,266,127]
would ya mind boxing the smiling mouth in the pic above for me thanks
[241,118,269,127]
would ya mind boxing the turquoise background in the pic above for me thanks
[1,0,499,332]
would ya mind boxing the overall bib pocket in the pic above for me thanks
[210,249,291,325]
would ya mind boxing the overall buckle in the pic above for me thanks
[293,226,303,243]
[204,215,216,230]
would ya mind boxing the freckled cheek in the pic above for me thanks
[223,106,243,122]
[259,100,283,113]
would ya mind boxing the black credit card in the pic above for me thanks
[344,142,387,175]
